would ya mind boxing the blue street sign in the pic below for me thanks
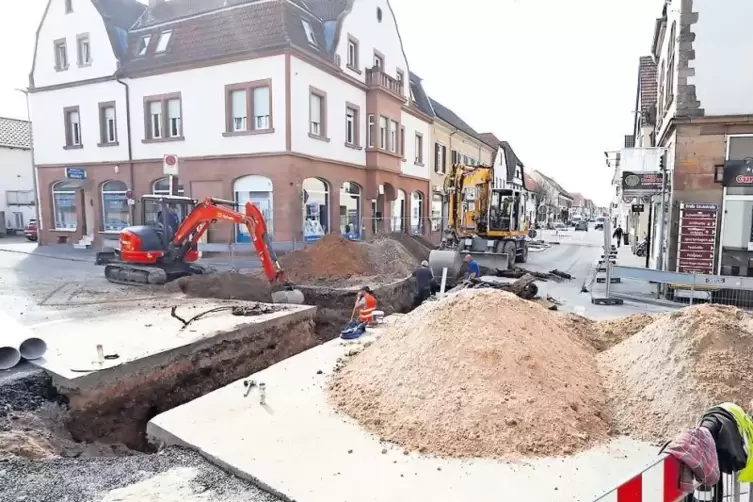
[65,167,87,180]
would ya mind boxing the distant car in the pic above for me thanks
[553,222,566,230]
[575,220,589,231]
[24,219,38,241]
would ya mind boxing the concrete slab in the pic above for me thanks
[31,299,315,390]
[148,321,659,502]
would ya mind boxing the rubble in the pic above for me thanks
[329,289,611,459]
[599,305,753,442]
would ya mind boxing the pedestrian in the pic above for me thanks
[612,225,624,248]
[355,286,377,325]
[411,260,435,307]
[464,254,480,280]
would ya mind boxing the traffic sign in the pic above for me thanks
[163,154,179,175]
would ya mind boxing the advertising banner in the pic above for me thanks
[621,171,663,194]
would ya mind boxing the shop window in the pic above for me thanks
[234,175,273,243]
[303,177,329,242]
[411,191,424,235]
[145,177,185,225]
[431,193,442,231]
[52,181,78,230]
[392,189,406,232]
[340,182,361,239]
[101,180,129,232]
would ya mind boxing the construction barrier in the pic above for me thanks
[593,455,684,502]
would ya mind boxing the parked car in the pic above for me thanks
[24,219,38,241]
[575,220,589,231]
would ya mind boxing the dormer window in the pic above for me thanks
[136,35,150,57]
[155,30,172,53]
[301,20,316,46]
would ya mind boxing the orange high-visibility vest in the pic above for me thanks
[358,293,377,323]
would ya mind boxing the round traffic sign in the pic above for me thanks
[165,155,177,166]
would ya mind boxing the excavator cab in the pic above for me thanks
[140,195,197,250]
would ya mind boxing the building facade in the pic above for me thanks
[531,170,573,224]
[29,0,432,248]
[648,0,753,275]
[0,118,35,232]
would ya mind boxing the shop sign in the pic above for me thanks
[676,202,719,274]
[621,171,663,194]
[65,167,87,180]
[722,159,753,186]
[631,204,644,213]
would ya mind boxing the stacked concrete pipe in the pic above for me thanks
[0,310,47,370]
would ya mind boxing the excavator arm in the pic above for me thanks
[171,197,285,284]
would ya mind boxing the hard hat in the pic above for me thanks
[421,260,429,267]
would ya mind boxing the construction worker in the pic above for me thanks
[411,260,434,307]
[356,286,377,325]
[464,254,480,280]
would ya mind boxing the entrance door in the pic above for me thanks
[236,191,272,243]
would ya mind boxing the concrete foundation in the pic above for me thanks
[147,319,658,502]
[32,300,317,450]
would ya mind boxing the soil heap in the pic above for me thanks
[279,234,371,284]
[329,289,611,459]
[563,313,662,352]
[599,304,753,442]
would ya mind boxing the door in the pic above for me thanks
[13,212,23,229]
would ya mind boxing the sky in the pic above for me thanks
[0,0,661,206]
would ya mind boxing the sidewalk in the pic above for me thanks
[603,243,667,305]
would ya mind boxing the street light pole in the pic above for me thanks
[15,88,41,233]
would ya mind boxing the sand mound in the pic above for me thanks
[599,304,753,442]
[280,234,372,283]
[329,289,611,459]
[563,313,662,352]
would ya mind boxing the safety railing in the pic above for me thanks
[603,263,753,311]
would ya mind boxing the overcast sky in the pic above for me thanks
[0,0,660,205]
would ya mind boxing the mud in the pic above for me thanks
[62,314,317,451]
[170,273,272,302]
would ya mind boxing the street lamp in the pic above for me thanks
[14,88,41,235]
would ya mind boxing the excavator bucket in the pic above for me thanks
[270,287,305,305]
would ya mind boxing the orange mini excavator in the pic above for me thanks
[96,195,303,303]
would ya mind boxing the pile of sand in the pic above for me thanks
[280,234,371,283]
[329,289,611,459]
[563,313,662,352]
[599,304,753,442]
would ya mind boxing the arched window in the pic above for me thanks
[302,177,329,242]
[234,175,273,242]
[391,189,406,232]
[145,177,186,225]
[340,182,361,239]
[52,181,78,230]
[411,191,424,234]
[101,180,129,232]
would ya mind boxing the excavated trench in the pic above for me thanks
[6,278,416,458]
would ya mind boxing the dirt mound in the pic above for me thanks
[562,313,662,352]
[599,304,753,442]
[363,237,416,277]
[172,273,272,301]
[329,289,611,459]
[279,234,372,283]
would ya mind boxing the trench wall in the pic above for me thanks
[58,307,317,450]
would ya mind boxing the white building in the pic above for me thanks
[28,0,432,247]
[0,118,34,232]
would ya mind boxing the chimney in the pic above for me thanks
[149,0,164,7]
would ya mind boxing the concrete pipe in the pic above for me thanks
[0,309,47,363]
[271,288,305,305]
[428,249,462,279]
[19,337,47,361]
[0,343,21,370]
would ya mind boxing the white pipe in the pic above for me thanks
[0,310,47,364]
[0,343,21,370]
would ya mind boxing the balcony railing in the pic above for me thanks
[365,68,404,97]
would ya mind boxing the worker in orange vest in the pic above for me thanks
[356,286,377,325]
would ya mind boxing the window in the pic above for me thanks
[415,133,424,164]
[309,88,327,138]
[345,105,359,147]
[400,126,405,158]
[347,36,359,70]
[376,6,382,22]
[665,22,676,107]
[373,52,384,70]
[101,180,129,232]
[98,102,117,145]
[451,149,458,165]
[54,39,68,70]
[155,30,172,53]
[136,35,150,57]
[6,190,34,205]
[379,116,387,149]
[63,106,82,148]
[224,80,273,134]
[389,120,398,153]
[65,0,72,13]
[77,34,91,66]
[367,114,375,148]
[302,20,317,45]
[396,69,404,87]
[143,93,182,141]
[434,143,446,173]
[52,181,78,230]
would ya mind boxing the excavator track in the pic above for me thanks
[104,264,169,286]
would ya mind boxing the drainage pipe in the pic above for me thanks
[0,343,21,370]
[0,310,47,364]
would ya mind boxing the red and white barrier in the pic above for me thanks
[593,454,685,502]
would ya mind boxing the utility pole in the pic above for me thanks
[655,150,668,298]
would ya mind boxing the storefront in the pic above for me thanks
[340,182,361,239]
[720,142,753,276]
[233,174,273,243]
[302,177,329,243]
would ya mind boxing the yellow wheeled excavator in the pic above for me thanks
[428,163,535,278]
